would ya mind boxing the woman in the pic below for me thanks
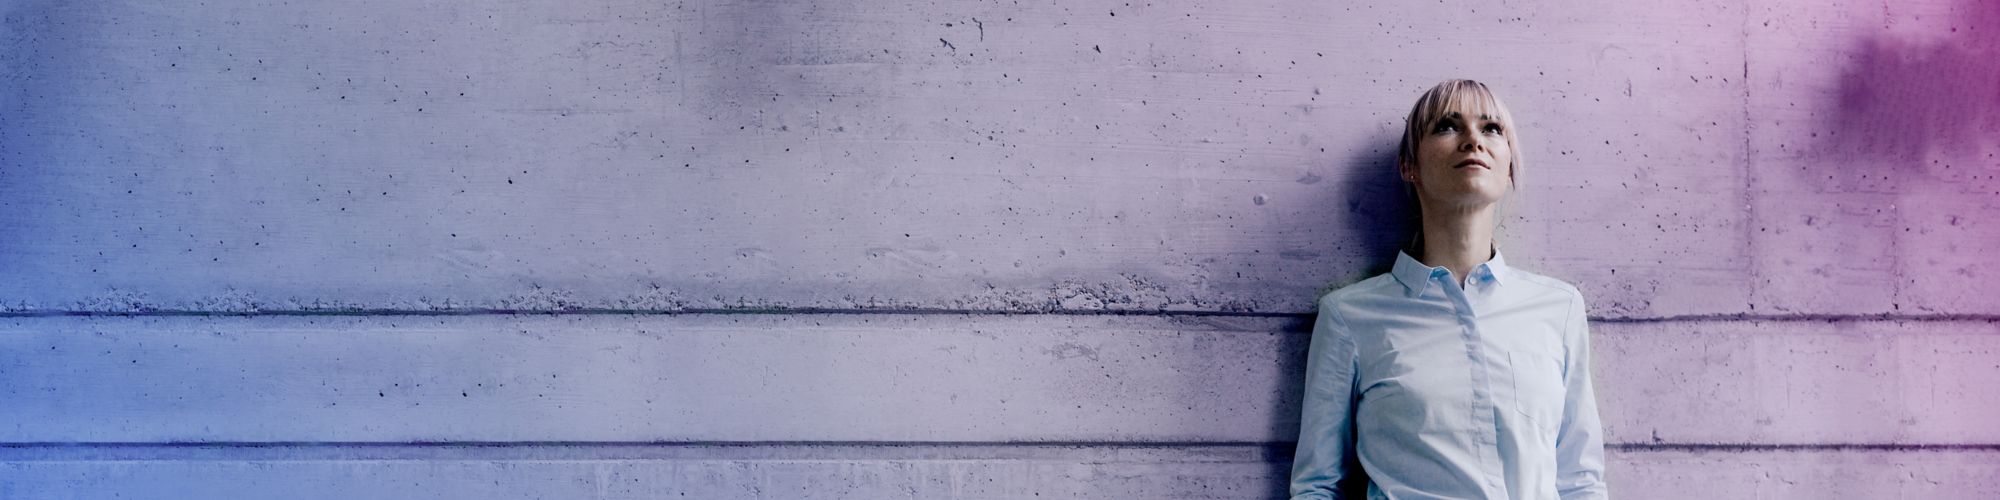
[1289,80,1609,499]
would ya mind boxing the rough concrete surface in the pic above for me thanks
[1,315,1993,445]
[3,0,1997,497]
[3,0,1992,317]
[0,445,1995,499]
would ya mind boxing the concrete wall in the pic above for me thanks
[2,0,1995,497]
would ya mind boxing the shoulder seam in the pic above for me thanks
[1321,274,1397,305]
[1509,271,1578,297]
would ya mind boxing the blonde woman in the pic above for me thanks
[1290,80,1609,499]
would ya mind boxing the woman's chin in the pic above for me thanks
[1424,189,1509,211]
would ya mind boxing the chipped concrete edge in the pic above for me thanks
[5,282,2000,321]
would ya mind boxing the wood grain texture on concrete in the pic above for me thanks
[0,445,1994,499]
[4,314,1994,445]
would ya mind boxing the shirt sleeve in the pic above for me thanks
[1555,290,1610,499]
[1289,297,1368,500]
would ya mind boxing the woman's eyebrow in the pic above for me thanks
[1444,111,1496,121]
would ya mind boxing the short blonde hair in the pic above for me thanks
[1394,79,1526,247]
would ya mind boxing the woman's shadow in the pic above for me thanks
[1335,141,1419,283]
[1264,136,1410,496]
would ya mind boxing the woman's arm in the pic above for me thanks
[1290,297,1367,500]
[1555,290,1610,499]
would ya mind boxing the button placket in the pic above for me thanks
[1436,266,1506,478]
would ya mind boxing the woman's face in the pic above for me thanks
[1403,105,1514,212]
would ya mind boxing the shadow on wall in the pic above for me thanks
[1820,0,2000,170]
[1266,130,1410,495]
[1336,136,1419,289]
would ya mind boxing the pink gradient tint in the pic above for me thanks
[1827,0,2000,162]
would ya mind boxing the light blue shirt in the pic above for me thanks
[1290,249,1609,499]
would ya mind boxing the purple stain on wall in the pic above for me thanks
[1778,0,2000,317]
[1824,0,2000,164]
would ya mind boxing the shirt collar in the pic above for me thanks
[1391,247,1513,297]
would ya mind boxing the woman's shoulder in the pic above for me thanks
[1503,266,1588,305]
[1311,265,1590,310]
[1314,273,1403,310]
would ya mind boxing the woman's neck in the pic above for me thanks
[1416,205,1497,287]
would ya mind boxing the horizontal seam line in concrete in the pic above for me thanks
[2,442,1995,451]
[2,309,1997,323]
[5,442,1993,462]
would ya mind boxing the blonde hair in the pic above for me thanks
[1394,79,1525,250]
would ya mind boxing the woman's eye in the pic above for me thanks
[1483,124,1503,134]
[1433,122,1459,133]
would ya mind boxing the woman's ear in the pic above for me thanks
[1398,159,1418,184]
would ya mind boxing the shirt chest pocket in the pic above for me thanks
[1506,349,1565,433]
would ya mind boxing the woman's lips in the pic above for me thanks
[1455,159,1489,169]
